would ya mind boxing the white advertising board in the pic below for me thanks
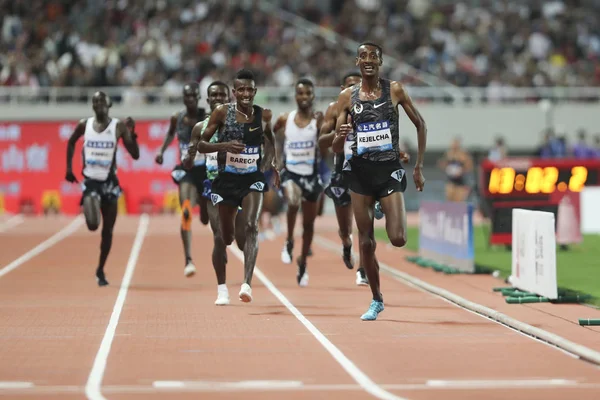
[511,208,558,299]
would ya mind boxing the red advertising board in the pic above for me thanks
[0,119,183,215]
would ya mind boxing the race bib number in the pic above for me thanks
[179,143,206,165]
[356,120,392,155]
[206,152,218,172]
[446,163,463,178]
[285,140,316,166]
[344,137,354,161]
[224,145,259,174]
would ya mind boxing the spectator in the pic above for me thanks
[1,0,599,95]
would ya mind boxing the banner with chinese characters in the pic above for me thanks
[0,119,186,214]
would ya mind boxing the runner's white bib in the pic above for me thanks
[224,145,260,174]
[356,120,392,155]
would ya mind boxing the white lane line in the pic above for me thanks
[228,246,407,400]
[314,235,597,364]
[153,380,304,390]
[0,214,24,233]
[0,381,34,389]
[0,216,84,278]
[1,380,593,394]
[85,214,150,400]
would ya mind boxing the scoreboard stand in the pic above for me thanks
[478,158,600,247]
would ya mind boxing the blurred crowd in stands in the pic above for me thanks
[1,0,599,96]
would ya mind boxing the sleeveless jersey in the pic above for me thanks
[82,117,119,181]
[348,78,399,162]
[217,103,264,175]
[176,108,206,166]
[283,110,319,176]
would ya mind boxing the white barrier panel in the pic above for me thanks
[511,209,558,299]
[581,187,600,234]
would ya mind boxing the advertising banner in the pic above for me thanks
[418,201,475,273]
[0,119,183,214]
[511,208,558,299]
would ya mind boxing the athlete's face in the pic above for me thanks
[234,79,257,108]
[356,45,382,77]
[183,86,199,109]
[342,76,361,90]
[207,85,230,111]
[92,93,110,117]
[295,83,314,110]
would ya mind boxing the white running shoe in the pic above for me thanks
[239,283,253,303]
[215,288,230,306]
[356,269,368,286]
[281,241,293,264]
[299,272,309,287]
[184,262,196,277]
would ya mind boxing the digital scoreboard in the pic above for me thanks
[478,158,600,245]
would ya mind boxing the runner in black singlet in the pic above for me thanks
[273,78,323,287]
[188,81,243,305]
[65,92,139,286]
[155,83,208,278]
[334,43,427,321]
[184,69,280,304]
[318,71,368,284]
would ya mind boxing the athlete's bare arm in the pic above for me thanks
[65,119,87,183]
[262,108,280,188]
[272,113,288,170]
[116,118,140,160]
[332,88,353,154]
[391,81,427,191]
[317,101,338,155]
[155,112,178,164]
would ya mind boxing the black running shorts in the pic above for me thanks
[281,169,323,203]
[210,171,268,208]
[171,164,207,195]
[343,158,407,200]
[80,175,122,205]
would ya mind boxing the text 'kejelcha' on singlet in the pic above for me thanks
[284,110,318,176]
[82,117,118,181]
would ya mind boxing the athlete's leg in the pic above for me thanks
[82,194,101,231]
[296,198,318,286]
[238,191,263,303]
[218,203,238,246]
[334,202,355,269]
[207,202,227,284]
[95,200,118,286]
[234,207,246,251]
[178,181,196,276]
[350,192,381,302]
[207,200,229,305]
[378,192,407,248]
[198,195,209,226]
[281,180,302,264]
[316,192,325,216]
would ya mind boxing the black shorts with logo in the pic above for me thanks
[210,171,268,208]
[324,177,352,207]
[343,157,407,201]
[281,169,323,203]
[80,175,122,206]
[171,164,207,195]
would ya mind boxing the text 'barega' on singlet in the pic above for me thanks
[283,109,319,176]
[348,78,399,163]
[82,117,119,181]
[217,103,264,175]
[176,108,206,166]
